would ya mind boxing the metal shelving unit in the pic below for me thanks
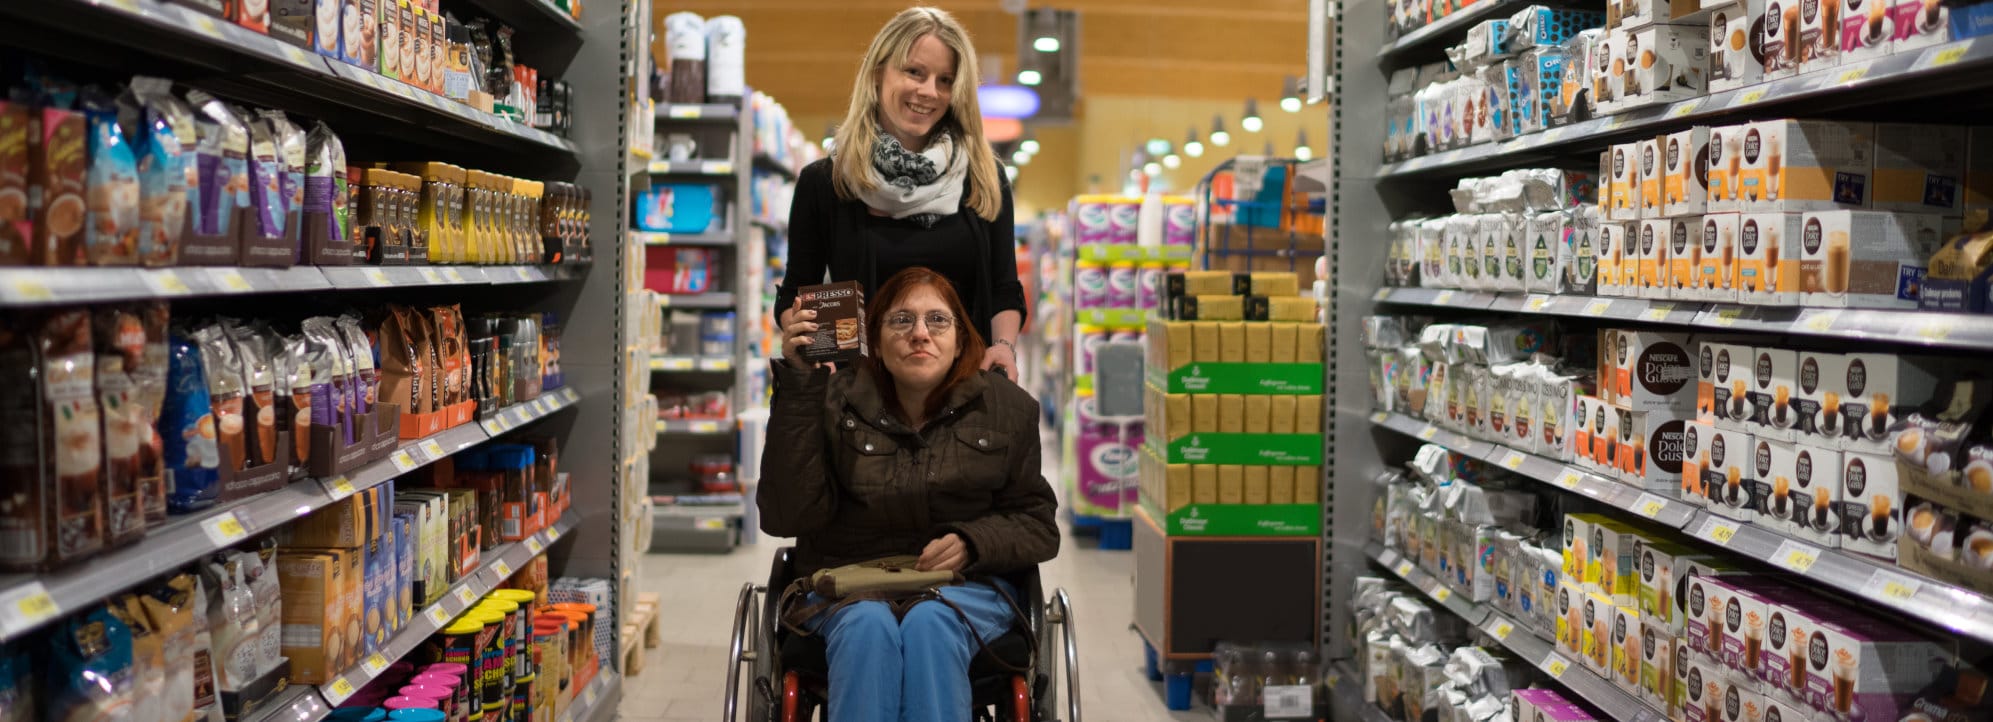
[0,264,586,306]
[635,230,736,247]
[1330,1,1993,714]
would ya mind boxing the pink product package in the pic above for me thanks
[1074,264,1107,309]
[1106,264,1139,308]
[1077,327,1106,374]
[1073,199,1113,244]
[1108,200,1141,244]
[1073,400,1137,514]
[1795,611,1949,720]
[1137,265,1164,310]
[1514,689,1600,722]
[1165,200,1195,245]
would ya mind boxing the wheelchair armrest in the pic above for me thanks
[770,546,799,591]
[999,565,1046,639]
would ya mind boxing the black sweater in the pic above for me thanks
[773,158,1027,344]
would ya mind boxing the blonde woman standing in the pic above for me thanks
[774,6,1025,381]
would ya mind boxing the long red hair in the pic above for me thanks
[865,267,987,424]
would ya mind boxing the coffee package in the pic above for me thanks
[32,98,88,266]
[1840,352,1952,453]
[1637,217,1672,298]
[1629,24,1709,107]
[1703,423,1758,519]
[162,332,219,512]
[303,122,349,264]
[0,311,106,570]
[94,307,151,546]
[1798,210,1946,309]
[1762,0,1804,79]
[1889,0,1950,53]
[1639,139,1665,218]
[1747,346,1799,441]
[0,100,29,264]
[1708,125,1748,214]
[1840,0,1894,62]
[1609,144,1640,221]
[1793,349,1846,445]
[1796,0,1842,72]
[1783,442,1843,546]
[797,281,867,364]
[1742,120,1874,214]
[82,90,139,266]
[1710,0,1768,92]
[1737,212,1803,305]
[122,78,192,267]
[1698,213,1741,302]
[184,91,248,250]
[1872,123,1964,215]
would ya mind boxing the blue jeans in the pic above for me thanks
[801,579,1020,722]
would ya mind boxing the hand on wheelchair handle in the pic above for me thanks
[916,533,970,572]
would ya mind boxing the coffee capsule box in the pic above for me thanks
[1784,443,1844,547]
[1872,123,1964,216]
[1798,210,1947,310]
[1610,144,1641,221]
[1793,350,1847,445]
[1699,340,1756,431]
[1575,395,1604,471]
[1610,330,1699,412]
[1889,0,1950,54]
[1798,0,1841,73]
[1583,589,1617,675]
[1682,645,1723,722]
[1684,572,1734,665]
[1526,211,1569,294]
[1698,213,1742,302]
[1564,513,1597,581]
[1841,0,1895,63]
[1737,212,1804,305]
[1604,28,1634,115]
[1709,126,1750,213]
[1716,668,1770,722]
[1761,0,1803,80]
[1640,138,1667,218]
[1684,420,1718,508]
[1710,0,1768,92]
[1557,577,1589,660]
[1751,437,1800,522]
[1630,24,1710,107]
[1670,215,1703,296]
[1837,353,1952,454]
[1640,618,1681,716]
[1612,603,1645,695]
[1712,577,1788,680]
[1639,217,1673,298]
[1637,538,1702,630]
[1627,407,1696,491]
[1701,424,1759,519]
[1838,450,1903,559]
[1742,120,1875,214]
[1798,614,1949,720]
[1586,516,1647,602]
[1599,221,1633,297]
[1747,346,1800,442]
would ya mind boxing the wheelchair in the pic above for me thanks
[725,547,1083,721]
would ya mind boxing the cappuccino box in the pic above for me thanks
[1631,24,1710,106]
[1761,0,1803,81]
[1512,689,1600,722]
[1600,221,1635,297]
[1640,618,1682,716]
[1667,129,1712,217]
[1699,339,1756,430]
[797,281,867,364]
[1712,576,1787,679]
[1797,0,1841,73]
[1637,538,1695,629]
[1681,642,1723,722]
[1760,594,1830,705]
[1751,437,1800,522]
[1668,215,1701,297]
[1797,210,1947,310]
[1834,352,1951,454]
[1736,212,1804,305]
[1684,575,1735,667]
[1747,346,1799,441]
[1793,350,1849,444]
[1710,1,1767,92]
[1709,126,1750,213]
[1583,589,1617,675]
[1611,330,1699,412]
[1758,694,1814,722]
[1841,0,1896,66]
[1699,213,1743,302]
[1890,0,1951,54]
[1785,442,1844,547]
[1612,602,1645,695]
[1699,423,1758,519]
[1610,144,1642,221]
[1741,120,1875,214]
[1639,218,1673,298]
[1716,670,1769,722]
[1797,617,1949,720]
[1872,124,1965,215]
[1838,450,1903,559]
[1641,138,1667,217]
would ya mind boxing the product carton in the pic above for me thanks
[1573,395,1601,470]
[1610,330,1700,412]
[1872,124,1965,215]
[1836,450,1902,560]
[1603,29,1632,115]
[1537,371,1576,462]
[1788,443,1846,546]
[1798,210,1947,309]
[1717,670,1770,722]
[1641,139,1667,217]
[1681,655,1725,722]
[1638,539,1702,630]
[1742,120,1875,213]
[1668,129,1713,217]
[1622,0,1678,29]
[1668,215,1702,297]
[1747,346,1800,441]
[1610,143,1641,221]
[1751,437,1799,522]
[1798,616,1949,720]
[1193,465,1218,504]
[1737,212,1804,305]
[1599,221,1631,297]
[1699,213,1742,302]
[275,550,348,684]
[1526,211,1569,293]
[1707,424,1759,518]
[1583,590,1617,675]
[1629,24,1711,107]
[1837,353,1951,453]
[1556,578,1588,659]
[1598,400,1627,472]
[1762,0,1803,79]
[1641,618,1681,716]
[1793,350,1846,446]
[1841,0,1894,62]
[1612,603,1645,695]
[1796,0,1842,72]
[1699,339,1754,429]
[1626,407,1695,490]
[1760,595,1825,704]
[1706,577,1783,679]
[1514,689,1601,722]
[1569,207,1602,295]
[1710,1,1768,92]
[1639,218,1673,298]
[1684,420,1718,507]
[797,281,867,364]
[1587,517,1648,602]
[1709,126,1749,213]
[1889,0,1950,54]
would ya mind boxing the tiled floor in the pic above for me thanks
[619,433,1206,722]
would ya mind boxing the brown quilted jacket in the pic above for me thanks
[757,362,1059,578]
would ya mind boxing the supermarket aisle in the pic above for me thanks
[620,432,1204,721]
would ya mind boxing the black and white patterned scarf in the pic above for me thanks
[862,129,965,229]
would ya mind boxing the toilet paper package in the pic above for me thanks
[1073,196,1113,244]
[703,16,746,102]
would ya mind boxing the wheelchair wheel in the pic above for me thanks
[728,583,780,722]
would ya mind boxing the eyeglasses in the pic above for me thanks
[884,310,956,336]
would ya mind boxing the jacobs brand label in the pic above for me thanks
[1640,341,1695,393]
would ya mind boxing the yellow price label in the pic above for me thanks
[668,106,701,118]
[324,476,357,500]
[1915,319,1954,341]
[426,605,453,626]
[1640,498,1666,518]
[663,358,693,370]
[455,586,480,606]
[1492,622,1514,640]
[1432,290,1456,306]
[1582,299,1612,317]
[1501,451,1526,470]
[1712,308,1745,327]
[693,421,721,433]
[1524,295,1552,312]
[1775,541,1820,574]
[1862,570,1922,602]
[417,267,443,284]
[1880,580,1918,600]
[1930,44,1971,68]
[1417,426,1439,440]
[187,15,225,39]
[1734,89,1767,106]
[526,537,545,554]
[1668,100,1703,118]
[361,653,390,677]
[1394,562,1415,577]
[3,583,60,632]
[704,161,733,175]
[212,269,254,292]
[1373,288,1391,301]
[1800,310,1841,333]
[1702,518,1738,545]
[546,527,562,542]
[420,439,447,458]
[143,270,192,295]
[1370,411,1390,424]
[201,513,248,546]
[492,559,513,578]
[10,278,52,302]
[1554,470,1582,490]
[325,677,356,702]
[483,419,505,435]
[1837,64,1871,84]
[1545,656,1570,677]
[1642,303,1675,322]
[443,268,467,283]
[390,450,418,473]
[1543,128,1567,143]
[1431,587,1453,602]
[363,268,392,287]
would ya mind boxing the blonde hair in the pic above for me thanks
[832,7,1002,221]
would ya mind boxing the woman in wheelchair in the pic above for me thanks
[760,265,1059,722]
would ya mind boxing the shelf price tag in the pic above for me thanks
[185,14,226,40]
[1632,494,1669,519]
[420,439,447,459]
[390,450,418,473]
[1263,685,1312,718]
[668,106,702,118]
[525,537,545,554]
[582,683,599,708]
[1918,41,1974,70]
[482,419,503,435]
[693,421,721,433]
[1500,451,1526,470]
[7,277,53,302]
[1712,307,1746,327]
[200,512,249,546]
[1773,540,1820,574]
[209,269,254,292]
[703,161,733,175]
[1430,586,1453,603]
[492,559,513,579]
[1490,621,1514,640]
[141,269,193,296]
[1731,88,1768,107]
[1372,288,1391,302]
[1417,426,1439,440]
[363,268,392,287]
[1542,653,1571,678]
[1861,569,1923,602]
[545,526,562,541]
[1641,303,1675,322]
[1370,411,1389,424]
[321,476,357,501]
[1523,294,1552,312]
[1836,62,1873,84]
[1582,299,1612,317]
[1554,470,1582,490]
[1394,561,1415,578]
[0,582,60,635]
[1915,318,1955,342]
[1799,310,1842,333]
[361,653,390,677]
[417,267,443,284]
[1432,290,1456,306]
[426,604,453,626]
[1698,517,1739,545]
[514,267,536,282]
[324,678,357,705]
[455,586,480,606]
[1668,99,1703,118]
[443,268,467,283]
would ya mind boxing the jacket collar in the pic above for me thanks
[840,363,991,433]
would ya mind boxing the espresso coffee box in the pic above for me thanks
[1762,0,1803,80]
[1710,0,1768,93]
[1748,346,1799,441]
[1835,352,1951,454]
[1838,450,1902,559]
[1701,340,1755,431]
[1872,123,1965,215]
[1700,213,1742,302]
[797,281,866,364]
[1703,424,1758,519]
[1793,350,1847,444]
[1841,0,1895,64]
[1797,0,1841,73]
[1890,0,1950,54]
[1612,330,1698,412]
[1669,215,1700,297]
[1784,443,1844,546]
[1684,420,1717,508]
[1798,210,1946,310]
